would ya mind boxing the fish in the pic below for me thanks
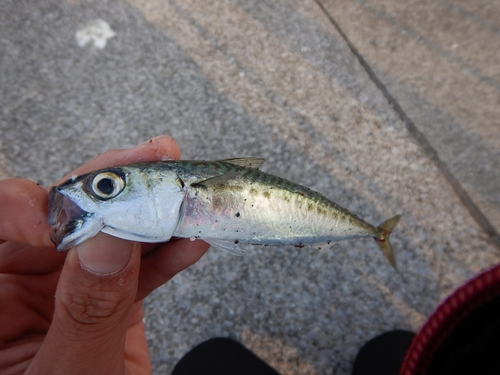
[48,158,401,269]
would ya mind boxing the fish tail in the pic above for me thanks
[374,214,401,270]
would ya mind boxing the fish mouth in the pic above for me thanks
[48,187,93,251]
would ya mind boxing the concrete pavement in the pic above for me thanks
[1,0,498,373]
[322,0,500,246]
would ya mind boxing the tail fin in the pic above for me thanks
[374,215,401,270]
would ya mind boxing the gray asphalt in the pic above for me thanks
[1,0,499,374]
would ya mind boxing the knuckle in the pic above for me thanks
[70,291,120,322]
[58,283,132,327]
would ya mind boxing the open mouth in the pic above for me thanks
[48,187,91,251]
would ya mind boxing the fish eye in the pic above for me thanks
[91,171,125,200]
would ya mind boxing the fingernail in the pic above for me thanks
[76,233,134,275]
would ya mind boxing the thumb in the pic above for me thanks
[29,233,142,375]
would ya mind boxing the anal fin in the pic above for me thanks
[204,238,245,256]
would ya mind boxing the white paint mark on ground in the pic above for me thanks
[76,19,116,49]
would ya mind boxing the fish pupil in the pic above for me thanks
[97,178,114,195]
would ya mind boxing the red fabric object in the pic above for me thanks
[400,263,500,375]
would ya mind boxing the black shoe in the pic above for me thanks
[352,330,415,375]
[172,337,281,375]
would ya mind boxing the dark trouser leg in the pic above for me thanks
[172,337,281,375]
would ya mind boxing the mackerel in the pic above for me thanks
[48,158,401,268]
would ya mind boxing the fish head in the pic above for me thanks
[48,165,186,251]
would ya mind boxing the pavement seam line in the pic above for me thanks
[314,0,500,250]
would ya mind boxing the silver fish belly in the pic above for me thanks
[48,158,401,268]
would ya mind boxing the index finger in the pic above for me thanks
[0,178,52,247]
[55,135,181,185]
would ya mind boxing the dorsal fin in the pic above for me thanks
[221,158,265,169]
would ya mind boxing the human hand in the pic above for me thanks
[0,136,210,375]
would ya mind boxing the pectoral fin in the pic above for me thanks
[221,158,265,169]
[193,171,246,188]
